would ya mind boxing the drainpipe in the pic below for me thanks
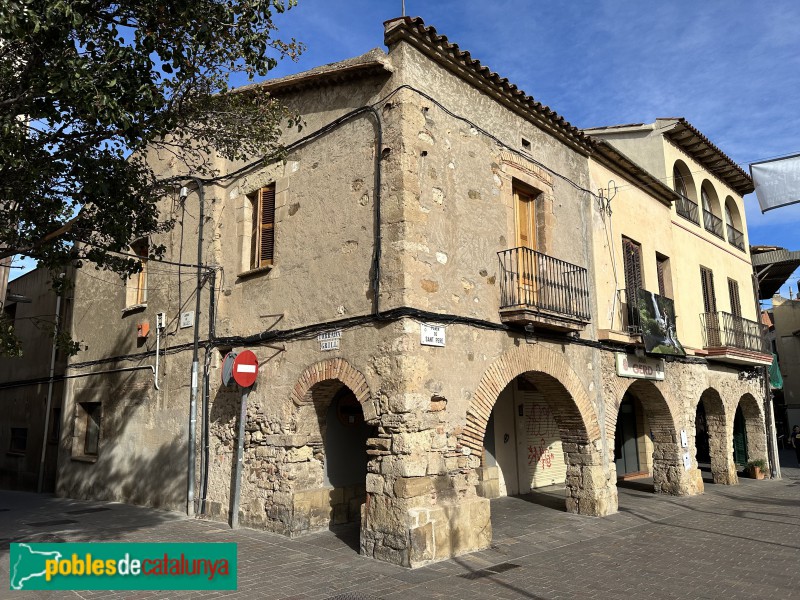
[37,282,63,493]
[181,179,205,516]
[752,270,780,479]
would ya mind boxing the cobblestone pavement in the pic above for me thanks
[2,451,799,600]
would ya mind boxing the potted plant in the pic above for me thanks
[746,458,768,480]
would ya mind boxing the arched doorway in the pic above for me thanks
[285,359,376,541]
[611,380,697,495]
[482,375,572,499]
[694,388,735,484]
[733,393,768,472]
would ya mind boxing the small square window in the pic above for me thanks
[9,427,27,454]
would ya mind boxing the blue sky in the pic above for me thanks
[13,0,800,293]
[263,0,800,296]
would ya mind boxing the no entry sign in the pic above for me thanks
[232,350,259,388]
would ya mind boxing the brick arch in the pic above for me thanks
[463,344,600,454]
[291,358,372,406]
[462,345,614,517]
[697,387,736,484]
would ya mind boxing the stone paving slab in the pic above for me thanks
[1,453,799,599]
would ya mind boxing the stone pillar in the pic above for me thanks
[652,430,703,496]
[706,411,737,485]
[563,438,617,516]
[360,398,491,568]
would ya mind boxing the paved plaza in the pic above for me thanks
[2,450,799,599]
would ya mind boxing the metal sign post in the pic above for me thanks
[229,350,259,528]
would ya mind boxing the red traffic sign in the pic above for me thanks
[232,350,259,388]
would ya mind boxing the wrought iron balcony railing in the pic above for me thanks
[498,247,591,322]
[727,224,745,251]
[703,209,724,239]
[676,194,699,223]
[700,311,769,354]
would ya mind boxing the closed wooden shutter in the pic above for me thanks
[701,266,719,346]
[656,255,668,298]
[251,185,275,269]
[728,279,741,317]
[700,267,716,314]
[622,237,643,330]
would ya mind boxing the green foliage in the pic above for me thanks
[0,0,303,275]
[0,312,22,357]
[746,458,767,471]
[0,0,303,355]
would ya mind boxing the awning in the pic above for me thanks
[751,247,800,299]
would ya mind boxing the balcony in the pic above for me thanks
[727,224,745,251]
[676,194,699,223]
[498,247,590,332]
[700,311,772,366]
[702,209,724,239]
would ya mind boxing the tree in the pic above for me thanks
[0,0,303,354]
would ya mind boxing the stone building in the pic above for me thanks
[55,17,771,568]
[0,268,71,491]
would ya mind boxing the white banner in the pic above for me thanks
[750,154,800,213]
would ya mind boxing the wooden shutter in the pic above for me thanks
[700,267,716,314]
[622,238,643,297]
[656,255,667,298]
[251,185,275,269]
[728,279,741,317]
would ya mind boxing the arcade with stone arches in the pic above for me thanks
[693,389,768,484]
[467,345,616,518]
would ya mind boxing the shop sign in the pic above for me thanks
[615,353,665,381]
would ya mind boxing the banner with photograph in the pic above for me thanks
[636,289,686,356]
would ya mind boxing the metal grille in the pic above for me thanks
[497,247,590,321]
[700,311,769,354]
[702,209,724,238]
[727,224,745,251]
[676,194,699,223]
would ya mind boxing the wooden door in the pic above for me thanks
[515,188,538,305]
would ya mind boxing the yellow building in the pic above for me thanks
[585,119,773,484]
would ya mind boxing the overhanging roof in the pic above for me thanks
[751,246,800,299]
[235,48,393,96]
[659,118,754,196]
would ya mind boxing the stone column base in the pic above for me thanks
[360,494,492,568]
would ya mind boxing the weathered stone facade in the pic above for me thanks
[54,16,771,569]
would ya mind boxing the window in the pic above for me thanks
[673,165,688,198]
[728,278,742,317]
[250,185,276,269]
[126,239,148,306]
[81,402,101,456]
[9,427,27,454]
[701,266,719,347]
[514,185,539,250]
[700,267,717,315]
[622,237,643,332]
[656,254,672,299]
[49,408,61,443]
